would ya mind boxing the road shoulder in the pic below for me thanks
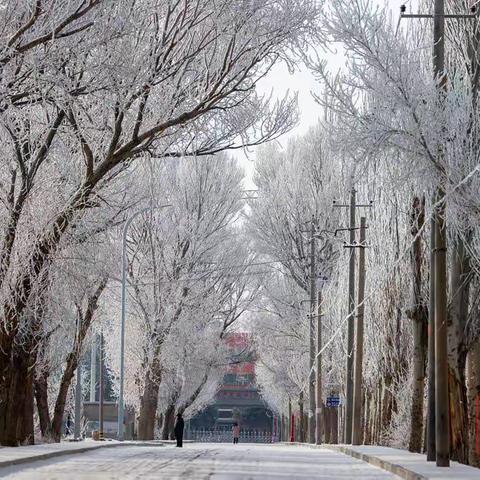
[282,442,480,480]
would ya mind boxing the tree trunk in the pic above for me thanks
[0,303,48,446]
[161,404,175,440]
[407,196,428,453]
[369,387,376,444]
[449,366,469,463]
[46,280,107,442]
[22,367,35,446]
[408,317,428,452]
[365,388,372,445]
[298,392,304,443]
[34,369,51,438]
[50,353,78,442]
[138,368,161,441]
[467,337,480,467]
[448,234,471,464]
[331,407,339,444]
[324,407,331,444]
[375,381,382,444]
[381,376,394,441]
[0,347,35,446]
[0,179,97,445]
[364,389,371,445]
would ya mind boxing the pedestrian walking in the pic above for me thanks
[232,422,240,444]
[65,414,72,436]
[174,413,185,448]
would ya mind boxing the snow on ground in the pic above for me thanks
[0,439,116,464]
[342,445,480,480]
[0,443,400,479]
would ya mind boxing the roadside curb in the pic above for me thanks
[324,445,426,480]
[0,441,165,470]
[280,442,426,480]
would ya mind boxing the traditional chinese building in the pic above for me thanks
[189,333,273,433]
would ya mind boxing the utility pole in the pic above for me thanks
[345,189,356,444]
[74,316,82,440]
[427,219,436,461]
[99,331,104,441]
[315,288,323,445]
[334,190,373,443]
[352,217,367,445]
[432,0,449,466]
[308,216,316,444]
[90,335,96,402]
[399,1,478,467]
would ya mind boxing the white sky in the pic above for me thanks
[238,0,420,189]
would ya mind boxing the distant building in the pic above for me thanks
[190,333,273,433]
[83,402,135,439]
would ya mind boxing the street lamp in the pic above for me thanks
[117,204,172,441]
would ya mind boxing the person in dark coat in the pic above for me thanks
[174,413,185,447]
[65,414,72,436]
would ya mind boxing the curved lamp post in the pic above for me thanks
[117,204,172,440]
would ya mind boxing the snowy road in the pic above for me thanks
[0,443,400,479]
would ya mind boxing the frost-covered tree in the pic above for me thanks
[0,0,318,445]
[32,237,113,442]
[307,0,480,463]
[103,155,259,440]
[249,126,342,293]
[248,126,346,441]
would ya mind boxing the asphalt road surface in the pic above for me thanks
[0,443,401,479]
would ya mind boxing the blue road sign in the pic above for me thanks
[326,396,341,408]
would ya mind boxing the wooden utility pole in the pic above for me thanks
[345,189,356,444]
[333,189,373,443]
[315,289,323,445]
[427,218,436,461]
[432,0,449,467]
[352,217,367,445]
[99,331,104,440]
[399,2,478,466]
[309,216,317,444]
